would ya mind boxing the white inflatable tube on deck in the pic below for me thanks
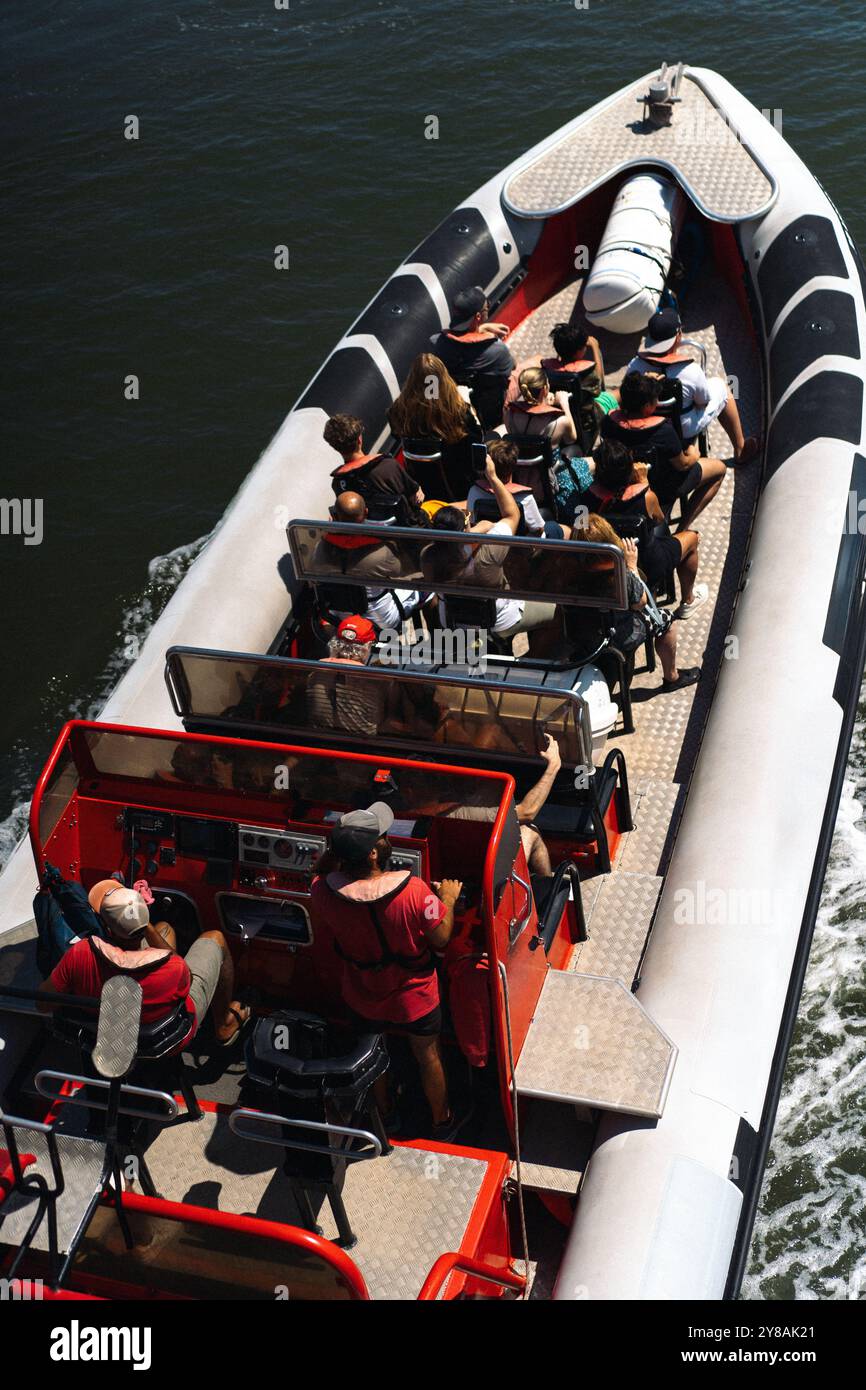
[583,173,685,334]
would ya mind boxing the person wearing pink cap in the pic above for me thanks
[38,880,249,1047]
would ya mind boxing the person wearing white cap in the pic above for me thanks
[39,880,249,1047]
[626,307,758,463]
[311,801,468,1141]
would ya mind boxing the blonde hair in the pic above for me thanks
[518,366,549,404]
[579,513,625,553]
[388,354,470,445]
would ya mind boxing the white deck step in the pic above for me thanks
[514,970,677,1119]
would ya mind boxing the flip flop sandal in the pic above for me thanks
[217,1005,251,1047]
[661,667,701,692]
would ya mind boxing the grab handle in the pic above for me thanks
[229,1107,382,1162]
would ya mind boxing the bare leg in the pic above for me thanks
[718,390,745,455]
[655,626,680,684]
[409,1033,450,1126]
[196,929,248,1041]
[678,459,725,531]
[521,827,552,876]
[674,530,700,605]
[152,920,176,950]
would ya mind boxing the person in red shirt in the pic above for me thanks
[311,802,465,1139]
[38,881,249,1046]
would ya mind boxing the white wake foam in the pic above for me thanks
[744,730,866,1300]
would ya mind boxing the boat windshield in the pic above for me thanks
[287,520,628,609]
[165,648,593,769]
[60,723,508,823]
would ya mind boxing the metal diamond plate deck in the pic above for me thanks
[515,970,676,1118]
[504,74,774,222]
[570,872,662,985]
[0,1130,103,1254]
[617,779,684,876]
[144,1110,487,1300]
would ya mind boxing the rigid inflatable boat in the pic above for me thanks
[1,63,865,1302]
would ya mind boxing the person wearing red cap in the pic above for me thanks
[306,615,386,737]
[38,881,249,1047]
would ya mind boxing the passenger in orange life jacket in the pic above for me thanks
[324,413,424,511]
[625,308,758,463]
[466,438,566,539]
[38,882,250,1045]
[502,366,579,449]
[503,321,613,410]
[316,491,427,632]
[311,802,470,1141]
[602,371,727,531]
[429,285,515,385]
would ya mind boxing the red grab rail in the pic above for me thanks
[418,1252,527,1300]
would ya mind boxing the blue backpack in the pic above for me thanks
[34,863,108,978]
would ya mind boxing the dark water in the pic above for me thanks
[2,0,865,1295]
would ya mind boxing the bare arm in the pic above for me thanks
[645,488,665,524]
[586,334,604,382]
[622,537,647,609]
[424,879,463,949]
[144,921,175,953]
[515,735,562,822]
[470,454,520,533]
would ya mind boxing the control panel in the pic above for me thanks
[238,826,327,874]
[389,847,423,878]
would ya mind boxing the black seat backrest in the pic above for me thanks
[399,438,457,503]
[562,605,614,663]
[401,435,443,462]
[52,997,192,1061]
[442,592,500,631]
[472,493,528,536]
[546,367,597,453]
[503,434,554,511]
[453,371,507,431]
[652,374,685,441]
[317,581,372,618]
[363,491,406,525]
[594,511,651,547]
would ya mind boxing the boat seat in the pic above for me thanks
[2,976,179,1286]
[531,859,586,954]
[545,369,598,454]
[471,493,530,535]
[50,997,201,1124]
[533,753,627,874]
[242,1009,391,1248]
[502,434,555,510]
[400,437,457,503]
[451,371,508,431]
[245,1010,388,1101]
